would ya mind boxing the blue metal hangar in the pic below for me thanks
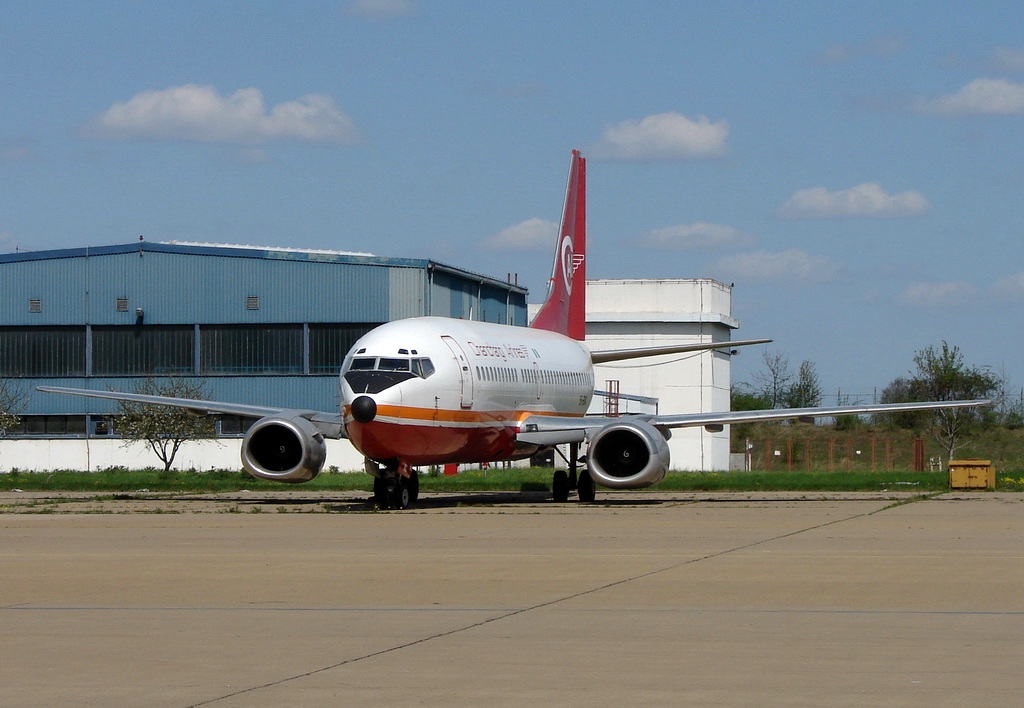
[0,240,527,450]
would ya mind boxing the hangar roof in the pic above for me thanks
[0,241,528,326]
[0,240,521,286]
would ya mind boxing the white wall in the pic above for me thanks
[586,279,738,471]
[0,437,367,473]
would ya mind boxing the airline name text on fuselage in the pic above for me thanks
[466,342,531,360]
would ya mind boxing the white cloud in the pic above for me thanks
[991,272,1024,299]
[482,217,558,251]
[780,183,929,218]
[343,0,416,19]
[591,112,728,161]
[639,222,755,251]
[897,280,977,307]
[83,85,359,145]
[711,249,839,285]
[916,78,1024,116]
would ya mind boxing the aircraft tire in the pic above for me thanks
[373,477,390,510]
[577,469,596,503]
[394,478,412,510]
[408,470,420,504]
[552,469,570,503]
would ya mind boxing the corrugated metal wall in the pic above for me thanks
[1,245,526,326]
[1,251,395,324]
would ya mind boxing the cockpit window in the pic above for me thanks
[343,356,435,394]
[377,358,410,372]
[412,358,435,378]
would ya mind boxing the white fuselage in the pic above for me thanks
[340,317,594,465]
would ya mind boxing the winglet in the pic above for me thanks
[530,150,587,340]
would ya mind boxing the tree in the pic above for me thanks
[909,342,997,461]
[752,349,793,409]
[990,365,1024,429]
[875,376,925,430]
[0,378,27,435]
[783,360,823,409]
[731,383,771,412]
[116,377,217,471]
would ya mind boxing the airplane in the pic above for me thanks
[39,150,989,508]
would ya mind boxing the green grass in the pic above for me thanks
[2,466,1021,493]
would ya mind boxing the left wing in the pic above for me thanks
[35,386,347,439]
[518,399,991,444]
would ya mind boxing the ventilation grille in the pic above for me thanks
[28,299,42,314]
[246,296,260,310]
[116,298,129,312]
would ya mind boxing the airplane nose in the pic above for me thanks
[351,395,378,424]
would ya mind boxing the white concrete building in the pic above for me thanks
[586,279,739,471]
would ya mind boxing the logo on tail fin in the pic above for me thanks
[560,236,585,295]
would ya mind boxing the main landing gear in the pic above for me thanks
[368,460,419,510]
[552,442,595,504]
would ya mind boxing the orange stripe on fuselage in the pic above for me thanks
[344,404,584,426]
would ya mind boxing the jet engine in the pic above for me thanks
[240,414,327,483]
[586,418,671,489]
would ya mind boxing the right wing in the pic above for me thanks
[35,386,347,439]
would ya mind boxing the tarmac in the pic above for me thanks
[2,489,1023,706]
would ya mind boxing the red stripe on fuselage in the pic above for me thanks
[345,405,581,465]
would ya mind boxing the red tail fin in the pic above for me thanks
[530,149,586,340]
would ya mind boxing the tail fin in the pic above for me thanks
[530,149,587,340]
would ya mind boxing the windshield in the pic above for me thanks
[343,356,435,394]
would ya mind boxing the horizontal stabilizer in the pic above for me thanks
[591,338,771,364]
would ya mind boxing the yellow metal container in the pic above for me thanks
[948,459,995,490]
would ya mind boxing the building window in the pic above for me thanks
[309,323,378,373]
[0,326,86,377]
[92,325,194,375]
[200,324,302,374]
[218,415,256,436]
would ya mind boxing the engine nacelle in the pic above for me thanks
[241,414,327,483]
[587,419,671,489]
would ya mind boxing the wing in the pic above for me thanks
[590,338,771,364]
[35,386,347,439]
[517,399,991,445]
[649,399,992,431]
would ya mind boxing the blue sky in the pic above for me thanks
[2,1,1023,402]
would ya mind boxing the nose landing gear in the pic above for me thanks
[369,460,420,510]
